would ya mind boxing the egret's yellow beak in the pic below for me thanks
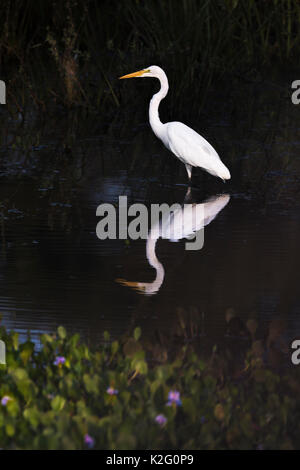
[119,69,149,79]
[115,278,145,292]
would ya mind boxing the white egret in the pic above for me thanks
[117,194,230,295]
[119,66,231,183]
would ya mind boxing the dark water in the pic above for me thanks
[1,74,300,359]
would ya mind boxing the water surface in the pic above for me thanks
[0,75,299,361]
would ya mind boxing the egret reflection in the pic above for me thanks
[117,194,230,295]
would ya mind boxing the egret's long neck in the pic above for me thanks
[149,72,169,140]
[144,235,165,294]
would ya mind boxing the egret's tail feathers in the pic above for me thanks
[216,162,231,181]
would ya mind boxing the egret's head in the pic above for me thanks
[119,65,164,80]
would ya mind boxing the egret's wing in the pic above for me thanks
[160,194,230,241]
[202,194,230,226]
[166,121,224,176]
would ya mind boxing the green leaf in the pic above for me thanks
[103,331,110,342]
[24,406,40,429]
[7,399,20,418]
[134,327,141,341]
[20,342,35,365]
[41,334,54,344]
[111,340,119,355]
[131,358,148,375]
[5,423,15,437]
[58,326,67,340]
[10,367,29,382]
[83,374,99,395]
[11,332,19,351]
[51,395,66,412]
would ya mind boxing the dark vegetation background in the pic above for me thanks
[1,0,300,119]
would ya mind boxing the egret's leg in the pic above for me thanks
[184,186,192,202]
[185,164,192,184]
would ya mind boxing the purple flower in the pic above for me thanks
[53,356,66,366]
[155,414,167,427]
[200,416,206,424]
[166,390,182,407]
[84,434,95,449]
[106,387,118,395]
[1,396,12,406]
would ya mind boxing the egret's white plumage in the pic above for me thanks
[119,65,231,183]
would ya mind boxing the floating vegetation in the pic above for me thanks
[0,321,299,449]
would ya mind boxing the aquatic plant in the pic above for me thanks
[0,323,299,449]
